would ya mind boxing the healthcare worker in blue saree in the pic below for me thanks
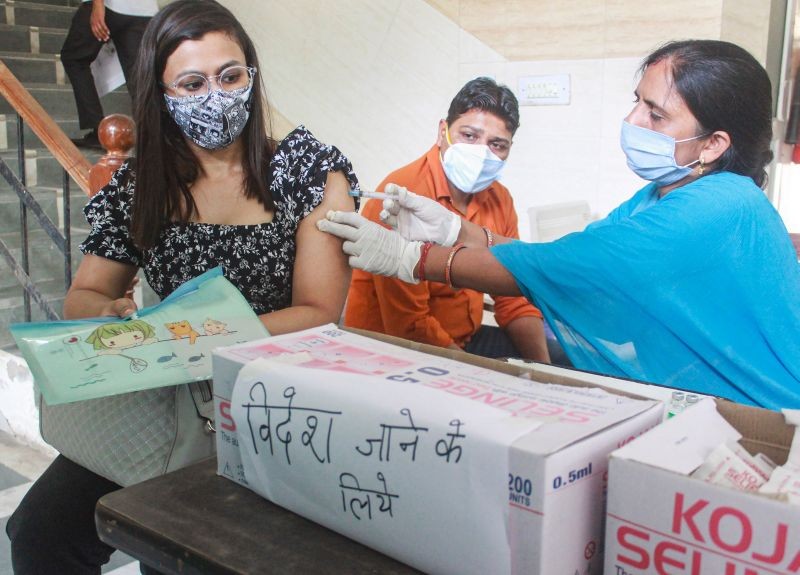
[492,171,800,408]
[318,40,800,411]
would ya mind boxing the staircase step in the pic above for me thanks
[0,241,76,296]
[0,0,134,340]
[0,192,92,248]
[0,85,131,132]
[0,148,98,188]
[0,292,66,347]
[0,51,63,85]
[8,0,77,7]
[0,2,76,30]
[0,23,67,54]
[0,271,64,301]
[0,227,79,270]
[0,116,127,157]
[0,183,89,230]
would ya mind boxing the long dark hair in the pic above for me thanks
[642,40,773,188]
[446,77,520,135]
[130,0,276,249]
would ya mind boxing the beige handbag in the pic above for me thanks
[39,380,215,487]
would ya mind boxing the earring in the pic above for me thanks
[699,156,705,176]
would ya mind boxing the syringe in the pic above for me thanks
[348,189,396,201]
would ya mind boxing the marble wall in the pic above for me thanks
[220,0,787,238]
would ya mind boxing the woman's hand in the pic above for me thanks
[98,297,138,318]
[317,210,421,283]
[379,183,461,246]
[63,255,139,320]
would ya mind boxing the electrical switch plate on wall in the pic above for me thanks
[517,74,570,106]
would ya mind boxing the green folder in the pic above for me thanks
[10,267,269,405]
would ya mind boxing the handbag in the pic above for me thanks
[39,380,216,487]
[12,267,270,486]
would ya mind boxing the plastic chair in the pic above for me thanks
[528,201,593,242]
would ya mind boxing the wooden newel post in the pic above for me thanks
[89,114,135,197]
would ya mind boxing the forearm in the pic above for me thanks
[457,219,514,247]
[503,316,550,362]
[417,245,522,296]
[63,255,138,319]
[259,304,343,336]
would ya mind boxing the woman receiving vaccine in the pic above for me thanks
[7,1,357,573]
[319,40,800,410]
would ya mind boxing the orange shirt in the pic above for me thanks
[344,145,542,348]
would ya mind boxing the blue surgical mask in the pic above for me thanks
[441,127,505,194]
[620,121,708,186]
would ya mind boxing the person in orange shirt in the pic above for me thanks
[344,77,549,362]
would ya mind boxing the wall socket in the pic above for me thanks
[517,74,570,106]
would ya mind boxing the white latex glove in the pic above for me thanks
[317,211,421,284]
[379,183,461,246]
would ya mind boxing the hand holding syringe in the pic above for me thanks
[348,184,461,246]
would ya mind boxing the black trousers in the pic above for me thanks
[464,324,573,367]
[60,3,150,131]
[6,454,162,575]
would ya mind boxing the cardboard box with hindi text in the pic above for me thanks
[605,398,799,575]
[212,325,663,575]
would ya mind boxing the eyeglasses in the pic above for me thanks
[163,65,257,100]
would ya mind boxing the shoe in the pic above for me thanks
[71,129,103,150]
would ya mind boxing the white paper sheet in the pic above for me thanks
[91,41,125,98]
[613,398,741,475]
[230,358,543,575]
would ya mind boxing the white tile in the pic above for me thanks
[0,351,54,455]
[457,28,505,64]
[0,481,32,518]
[501,136,604,240]
[0,433,53,481]
[596,135,648,217]
[507,59,605,139]
[105,561,142,575]
[599,57,642,140]
[457,61,509,86]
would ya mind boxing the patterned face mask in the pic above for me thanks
[163,84,253,150]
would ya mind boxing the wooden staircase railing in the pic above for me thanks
[0,58,133,323]
[89,114,135,196]
[0,60,135,197]
[0,60,93,193]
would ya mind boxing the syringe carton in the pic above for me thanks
[212,325,663,575]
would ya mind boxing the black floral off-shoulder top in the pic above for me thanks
[80,126,359,315]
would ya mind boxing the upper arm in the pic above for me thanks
[69,254,138,299]
[292,171,356,314]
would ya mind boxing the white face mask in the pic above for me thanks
[440,126,505,194]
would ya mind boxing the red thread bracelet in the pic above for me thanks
[418,242,433,281]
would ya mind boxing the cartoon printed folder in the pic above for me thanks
[10,267,269,405]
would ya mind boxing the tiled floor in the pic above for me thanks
[0,431,140,575]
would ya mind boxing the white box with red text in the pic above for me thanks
[212,325,663,575]
[605,399,798,575]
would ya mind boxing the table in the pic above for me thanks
[95,457,421,575]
